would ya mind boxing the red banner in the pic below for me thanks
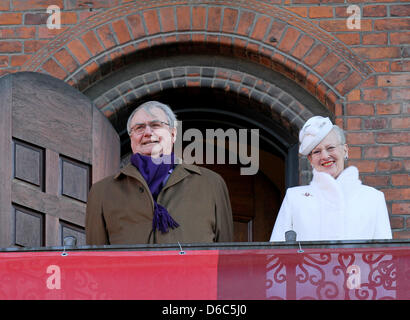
[0,250,219,300]
[0,246,409,300]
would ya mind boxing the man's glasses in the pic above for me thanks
[130,120,170,135]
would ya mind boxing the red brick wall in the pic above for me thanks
[0,0,408,239]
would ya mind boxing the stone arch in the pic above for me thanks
[85,54,318,138]
[21,0,373,122]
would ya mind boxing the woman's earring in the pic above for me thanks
[345,155,348,160]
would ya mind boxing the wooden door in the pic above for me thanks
[0,72,120,248]
[202,163,281,242]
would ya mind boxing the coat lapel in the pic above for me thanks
[115,163,148,187]
[162,163,201,191]
[114,163,154,210]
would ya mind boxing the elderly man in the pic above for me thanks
[270,116,392,242]
[86,101,234,245]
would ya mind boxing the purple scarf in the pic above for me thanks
[130,153,179,234]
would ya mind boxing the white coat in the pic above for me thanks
[270,166,392,242]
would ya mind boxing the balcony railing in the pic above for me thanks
[0,239,409,300]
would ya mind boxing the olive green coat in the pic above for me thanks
[85,163,234,245]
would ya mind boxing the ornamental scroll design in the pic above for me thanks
[266,251,398,300]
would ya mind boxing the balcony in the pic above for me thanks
[0,239,409,300]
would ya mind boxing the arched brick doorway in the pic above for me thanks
[82,50,329,242]
[20,0,374,242]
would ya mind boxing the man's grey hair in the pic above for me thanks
[127,101,178,135]
[332,125,346,145]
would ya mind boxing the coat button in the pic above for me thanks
[139,187,144,193]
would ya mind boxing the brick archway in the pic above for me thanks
[21,0,373,124]
[86,55,318,136]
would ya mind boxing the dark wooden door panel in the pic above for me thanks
[13,204,44,248]
[13,139,45,189]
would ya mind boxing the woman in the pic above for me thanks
[270,116,392,242]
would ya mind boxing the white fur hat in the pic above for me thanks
[299,116,333,155]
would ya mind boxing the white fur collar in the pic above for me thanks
[312,166,360,185]
[311,166,362,199]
